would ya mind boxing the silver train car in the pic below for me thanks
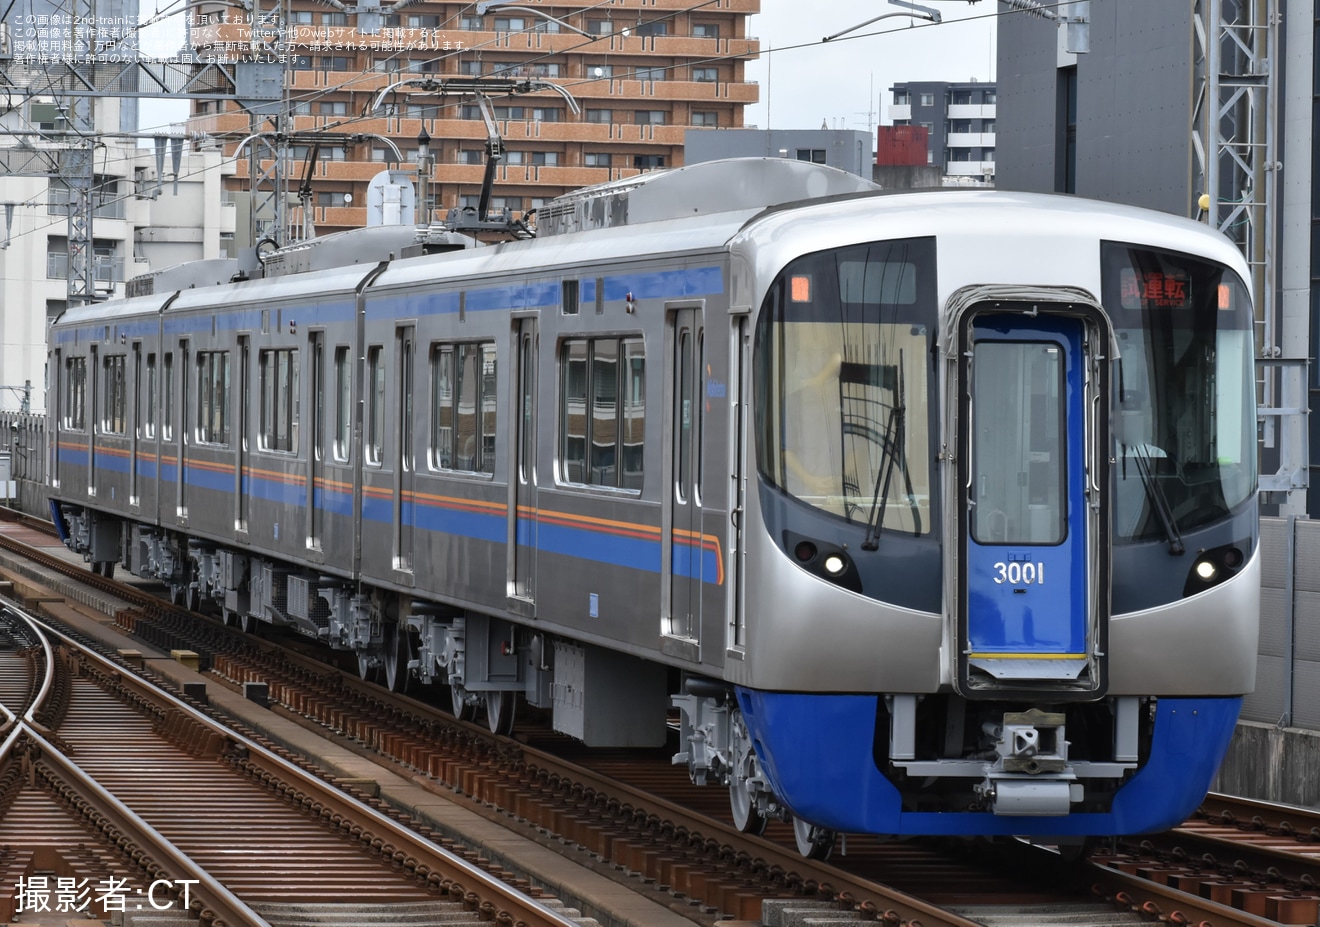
[47,159,1259,855]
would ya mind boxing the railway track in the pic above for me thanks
[0,512,1303,927]
[0,604,597,927]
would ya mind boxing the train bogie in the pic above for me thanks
[46,159,1260,845]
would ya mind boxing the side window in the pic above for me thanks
[429,341,496,474]
[144,352,157,438]
[366,345,384,465]
[258,347,299,453]
[196,350,231,445]
[162,352,174,441]
[102,355,127,435]
[65,356,87,430]
[334,345,351,461]
[559,337,644,490]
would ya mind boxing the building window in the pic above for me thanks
[366,345,385,465]
[322,11,346,25]
[894,90,910,105]
[290,11,313,23]
[919,93,935,106]
[634,154,666,170]
[65,356,86,430]
[318,101,347,116]
[334,346,351,461]
[691,111,718,126]
[635,21,667,37]
[493,16,524,31]
[1057,66,1077,194]
[985,91,998,104]
[196,350,230,446]
[291,55,313,69]
[322,56,352,71]
[796,149,827,164]
[430,342,496,473]
[459,15,483,30]
[259,348,299,453]
[586,19,612,34]
[635,66,665,82]
[952,90,971,105]
[560,338,644,489]
[634,110,667,125]
[949,119,972,134]
[458,149,484,165]
[587,63,612,79]
[406,14,440,27]
[507,151,558,166]
[459,60,483,76]
[983,120,996,134]
[692,67,717,82]
[584,152,612,167]
[692,23,719,37]
[585,108,613,123]
[102,354,127,435]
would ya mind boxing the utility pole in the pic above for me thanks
[64,0,100,305]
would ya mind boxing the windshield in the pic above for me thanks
[1101,242,1256,542]
[755,237,937,535]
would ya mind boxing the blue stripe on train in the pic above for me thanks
[60,451,721,583]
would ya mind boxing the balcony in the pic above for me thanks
[945,161,996,178]
[46,253,125,282]
[946,104,995,120]
[889,104,911,122]
[47,190,126,220]
[946,132,995,148]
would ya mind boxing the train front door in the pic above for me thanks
[957,307,1107,698]
[665,306,704,643]
[508,317,537,607]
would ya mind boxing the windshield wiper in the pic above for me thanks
[861,400,904,552]
[1131,444,1185,555]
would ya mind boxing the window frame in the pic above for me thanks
[258,347,300,454]
[428,340,497,476]
[558,336,645,492]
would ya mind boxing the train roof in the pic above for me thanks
[732,187,1252,284]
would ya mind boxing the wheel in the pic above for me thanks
[450,682,476,722]
[383,625,410,693]
[729,710,768,835]
[793,817,835,861]
[485,689,516,736]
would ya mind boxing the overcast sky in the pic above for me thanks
[137,0,1002,137]
[744,1,998,135]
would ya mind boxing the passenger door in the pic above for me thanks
[665,306,704,642]
[394,325,416,577]
[307,331,325,558]
[508,317,537,607]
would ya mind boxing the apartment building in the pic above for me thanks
[887,80,996,182]
[188,1,761,240]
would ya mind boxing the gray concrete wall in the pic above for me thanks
[684,129,873,178]
[996,1,1193,215]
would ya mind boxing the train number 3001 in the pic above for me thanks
[991,562,1045,585]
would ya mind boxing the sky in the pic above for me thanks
[744,1,998,133]
[135,0,1001,137]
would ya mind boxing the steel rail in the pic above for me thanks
[23,606,586,927]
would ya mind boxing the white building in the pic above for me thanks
[0,96,234,412]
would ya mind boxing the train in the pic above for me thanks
[45,158,1260,857]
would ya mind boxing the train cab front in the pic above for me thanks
[676,225,1259,850]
